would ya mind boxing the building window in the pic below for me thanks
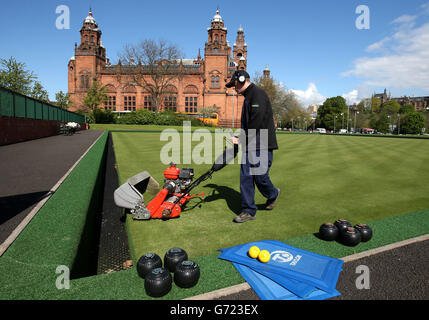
[124,96,136,111]
[104,96,116,111]
[164,96,177,111]
[144,96,153,111]
[185,96,198,113]
[81,75,89,89]
[211,75,220,89]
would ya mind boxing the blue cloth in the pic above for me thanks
[233,263,341,300]
[240,150,278,216]
[218,240,343,296]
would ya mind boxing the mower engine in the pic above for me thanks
[114,163,203,220]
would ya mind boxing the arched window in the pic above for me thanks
[80,75,90,88]
[215,76,220,88]
[211,76,215,88]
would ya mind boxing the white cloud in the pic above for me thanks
[290,83,326,107]
[391,14,417,25]
[366,37,391,52]
[421,2,429,14]
[342,19,429,92]
[342,90,359,105]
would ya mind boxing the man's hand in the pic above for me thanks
[232,136,239,145]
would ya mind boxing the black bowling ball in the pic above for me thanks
[354,224,373,242]
[164,248,188,272]
[174,260,200,288]
[319,223,339,241]
[137,253,162,279]
[144,268,172,298]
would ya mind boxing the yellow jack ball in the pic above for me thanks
[248,246,260,259]
[258,250,271,263]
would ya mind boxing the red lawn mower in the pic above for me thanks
[114,143,238,220]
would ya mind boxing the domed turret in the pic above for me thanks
[212,9,223,23]
[84,9,98,27]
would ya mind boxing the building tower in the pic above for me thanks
[233,25,247,70]
[204,9,230,96]
[68,9,106,109]
[263,65,271,79]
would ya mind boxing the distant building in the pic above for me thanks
[372,88,429,111]
[307,104,319,119]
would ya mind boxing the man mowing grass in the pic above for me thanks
[226,70,280,223]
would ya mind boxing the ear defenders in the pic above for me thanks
[238,75,246,83]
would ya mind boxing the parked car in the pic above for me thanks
[315,128,327,134]
[339,129,348,134]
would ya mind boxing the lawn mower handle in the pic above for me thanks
[172,144,238,206]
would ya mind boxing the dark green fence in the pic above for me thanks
[0,86,85,123]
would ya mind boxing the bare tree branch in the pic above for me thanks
[118,39,184,112]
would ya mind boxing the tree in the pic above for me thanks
[380,100,401,116]
[400,111,425,135]
[55,91,72,109]
[30,81,50,102]
[317,96,348,130]
[83,81,107,116]
[253,71,306,128]
[399,103,415,114]
[118,39,184,113]
[371,97,382,113]
[0,56,37,94]
[375,112,391,133]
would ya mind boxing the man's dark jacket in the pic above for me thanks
[240,83,278,151]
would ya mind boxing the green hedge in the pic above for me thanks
[90,109,211,127]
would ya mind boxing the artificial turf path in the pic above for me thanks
[0,130,104,246]
[0,128,428,300]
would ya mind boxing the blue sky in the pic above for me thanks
[1,0,429,106]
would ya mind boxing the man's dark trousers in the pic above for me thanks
[240,149,278,216]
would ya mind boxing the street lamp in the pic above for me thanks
[397,113,400,135]
[387,115,391,133]
[354,111,359,134]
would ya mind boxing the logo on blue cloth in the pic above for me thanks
[271,251,302,266]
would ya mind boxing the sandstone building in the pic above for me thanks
[68,9,251,127]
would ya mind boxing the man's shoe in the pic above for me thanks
[266,188,280,210]
[234,212,256,223]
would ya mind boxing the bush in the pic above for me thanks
[111,109,213,127]
[89,109,117,124]
[153,110,182,126]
